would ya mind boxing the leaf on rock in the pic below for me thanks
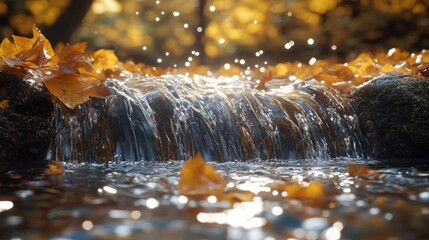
[0,100,10,109]
[178,153,228,197]
[58,42,93,73]
[45,160,64,174]
[43,73,108,109]
[0,38,18,59]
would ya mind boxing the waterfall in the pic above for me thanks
[47,75,367,162]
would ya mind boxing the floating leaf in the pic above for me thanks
[349,163,381,179]
[45,160,64,175]
[269,181,325,200]
[178,153,227,197]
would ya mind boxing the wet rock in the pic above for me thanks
[351,73,429,159]
[0,72,54,162]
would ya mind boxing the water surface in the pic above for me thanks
[1,159,429,239]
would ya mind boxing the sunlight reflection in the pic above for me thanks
[0,201,14,213]
[103,186,117,194]
[82,220,94,230]
[197,197,266,229]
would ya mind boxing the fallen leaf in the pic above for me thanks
[256,69,273,90]
[269,181,325,200]
[43,72,108,109]
[93,49,119,72]
[0,100,9,109]
[349,163,381,179]
[45,160,64,174]
[178,153,227,197]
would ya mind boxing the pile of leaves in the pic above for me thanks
[0,25,117,109]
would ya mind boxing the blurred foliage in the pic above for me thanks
[1,0,429,66]
[0,0,69,36]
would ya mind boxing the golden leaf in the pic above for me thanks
[58,42,93,73]
[0,38,18,59]
[349,163,381,179]
[43,73,106,109]
[269,181,325,200]
[93,49,119,72]
[45,160,64,174]
[178,153,228,197]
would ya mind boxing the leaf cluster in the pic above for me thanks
[0,25,118,109]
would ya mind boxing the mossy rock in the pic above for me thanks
[351,73,429,159]
[0,72,54,162]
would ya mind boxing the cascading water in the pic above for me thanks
[47,75,367,162]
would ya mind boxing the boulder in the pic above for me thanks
[351,73,429,159]
[0,72,54,162]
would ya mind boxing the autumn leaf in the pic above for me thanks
[256,69,273,90]
[43,73,109,109]
[57,42,93,74]
[178,153,227,197]
[0,100,10,109]
[269,181,325,200]
[93,49,119,72]
[349,163,381,179]
[45,160,64,174]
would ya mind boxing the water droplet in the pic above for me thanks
[209,5,216,12]
[173,11,180,16]
[419,192,429,201]
[197,27,203,32]
[184,23,189,29]
[178,195,188,204]
[207,195,217,203]
[219,38,225,44]
[146,198,159,209]
[82,220,93,230]
[309,57,317,65]
[331,45,337,50]
[155,17,160,22]
[272,206,283,215]
[131,210,141,219]
[224,63,231,70]
[157,58,162,63]
[307,38,315,45]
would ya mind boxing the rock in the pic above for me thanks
[0,72,54,162]
[351,73,429,159]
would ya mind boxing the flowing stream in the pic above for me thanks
[47,75,367,162]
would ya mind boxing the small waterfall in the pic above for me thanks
[47,75,367,162]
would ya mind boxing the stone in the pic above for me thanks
[351,72,429,159]
[0,72,54,162]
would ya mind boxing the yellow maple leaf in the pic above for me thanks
[178,153,228,197]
